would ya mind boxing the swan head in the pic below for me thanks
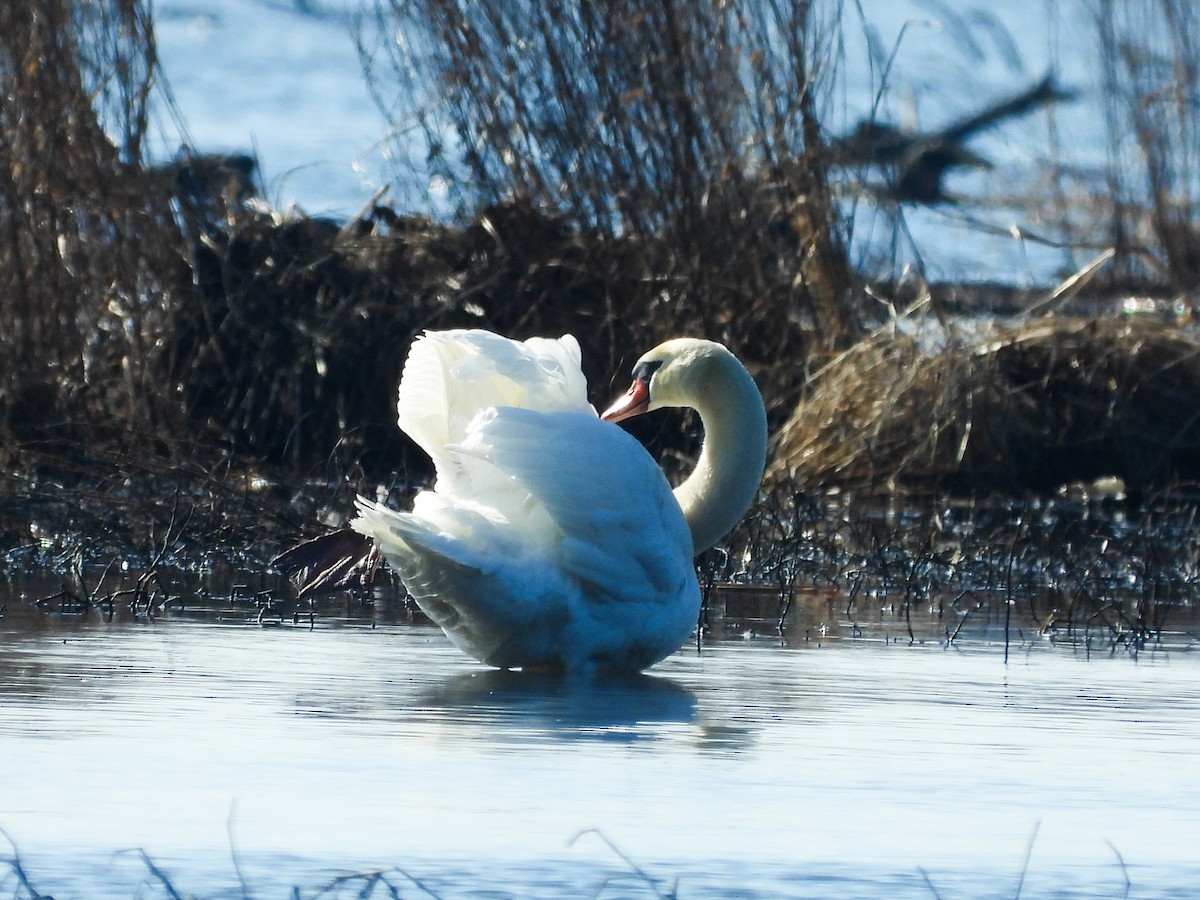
[600,338,728,423]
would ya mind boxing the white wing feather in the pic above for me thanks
[397,330,591,478]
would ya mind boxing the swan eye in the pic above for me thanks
[632,359,664,384]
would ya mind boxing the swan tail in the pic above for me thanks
[352,496,489,581]
[352,496,554,665]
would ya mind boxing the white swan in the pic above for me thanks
[352,329,767,672]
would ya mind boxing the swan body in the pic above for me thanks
[352,329,766,673]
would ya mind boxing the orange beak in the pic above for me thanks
[601,376,651,423]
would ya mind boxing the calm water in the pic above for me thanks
[3,601,1199,898]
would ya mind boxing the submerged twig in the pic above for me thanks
[569,829,678,900]
[1105,839,1133,900]
[1013,820,1042,899]
[118,849,185,900]
[0,826,48,900]
[916,865,944,900]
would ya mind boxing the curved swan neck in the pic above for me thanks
[671,351,767,554]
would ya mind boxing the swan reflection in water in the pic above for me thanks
[420,668,698,744]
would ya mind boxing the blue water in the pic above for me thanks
[152,0,386,217]
[3,609,1200,897]
[149,0,1105,283]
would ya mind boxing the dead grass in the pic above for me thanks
[0,0,177,446]
[1094,0,1200,289]
[12,0,1200,505]
[1,0,860,476]
[770,314,1200,495]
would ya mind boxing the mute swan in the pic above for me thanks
[348,329,766,673]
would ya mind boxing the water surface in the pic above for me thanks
[3,605,1199,897]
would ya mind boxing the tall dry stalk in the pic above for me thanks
[1093,0,1200,288]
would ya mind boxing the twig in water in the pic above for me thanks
[1013,820,1041,899]
[1105,840,1132,900]
[307,865,444,899]
[569,829,677,899]
[228,800,254,900]
[777,584,794,632]
[1004,527,1020,665]
[34,586,87,611]
[945,599,971,648]
[116,849,185,900]
[916,865,944,900]
[307,869,402,899]
[0,826,48,900]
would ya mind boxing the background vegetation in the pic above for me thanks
[2,0,1200,585]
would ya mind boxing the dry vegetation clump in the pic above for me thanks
[0,0,179,450]
[155,196,687,472]
[770,315,1200,494]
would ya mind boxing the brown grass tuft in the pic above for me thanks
[770,316,1200,494]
